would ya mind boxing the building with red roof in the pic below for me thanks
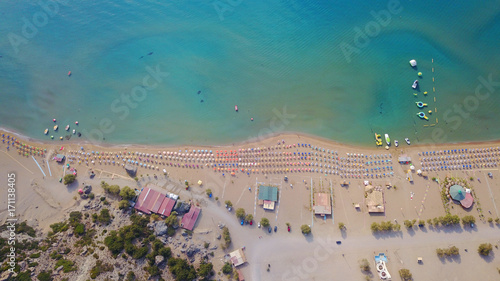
[134,186,176,216]
[180,205,201,231]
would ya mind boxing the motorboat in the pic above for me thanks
[394,140,399,147]
[412,80,418,89]
[405,138,411,145]
[44,128,49,135]
[73,129,76,134]
[65,125,70,131]
[54,125,58,131]
[384,134,391,146]
[409,59,417,67]
[235,105,238,112]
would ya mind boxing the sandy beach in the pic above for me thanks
[1,128,499,280]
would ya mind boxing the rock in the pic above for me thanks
[19,261,26,271]
[216,234,221,240]
[56,265,64,272]
[125,164,137,176]
[0,271,13,281]
[52,243,58,247]
[80,246,88,256]
[155,255,165,265]
[186,245,200,257]
[181,232,188,237]
[173,200,191,215]
[83,185,92,194]
[210,245,218,250]
[153,221,168,236]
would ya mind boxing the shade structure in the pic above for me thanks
[460,192,474,208]
[449,185,466,201]
[198,180,203,185]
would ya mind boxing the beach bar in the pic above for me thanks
[258,185,278,210]
[313,193,332,216]
[134,186,176,216]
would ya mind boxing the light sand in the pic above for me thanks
[1,129,499,280]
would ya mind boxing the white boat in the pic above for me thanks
[73,129,76,134]
[394,140,399,147]
[44,128,49,135]
[405,138,411,145]
[65,125,70,131]
[409,59,417,67]
[412,80,418,89]
[384,134,391,145]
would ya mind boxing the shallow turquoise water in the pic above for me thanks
[0,0,499,146]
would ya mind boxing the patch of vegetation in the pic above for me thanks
[370,221,400,233]
[55,259,77,273]
[197,262,213,281]
[16,221,36,237]
[399,268,413,281]
[235,208,246,220]
[64,174,76,185]
[37,270,53,281]
[119,200,130,210]
[126,271,136,281]
[436,246,460,258]
[30,252,41,258]
[104,214,153,259]
[301,224,311,235]
[165,212,179,228]
[478,243,493,256]
[222,227,231,249]
[224,200,233,208]
[260,217,270,227]
[101,181,120,196]
[222,262,233,274]
[404,219,417,229]
[168,258,197,281]
[462,215,476,226]
[90,260,113,279]
[205,189,212,197]
[97,208,112,225]
[338,222,346,231]
[49,222,69,236]
[120,186,136,200]
[245,214,253,223]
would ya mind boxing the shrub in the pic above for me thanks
[478,243,493,256]
[165,213,179,228]
[488,217,493,223]
[206,189,212,197]
[55,259,77,273]
[399,268,413,281]
[260,217,270,227]
[98,209,112,224]
[245,214,253,223]
[64,174,76,185]
[126,271,136,281]
[16,221,36,237]
[359,258,370,271]
[301,224,311,235]
[461,215,476,226]
[222,227,231,248]
[119,200,130,210]
[235,208,246,220]
[49,222,69,235]
[90,260,113,279]
[225,200,233,208]
[37,271,53,281]
[120,186,136,200]
[222,262,232,274]
[168,258,197,281]
[74,223,85,236]
[197,262,213,280]
[338,222,346,230]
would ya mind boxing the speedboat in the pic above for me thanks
[394,140,399,147]
[54,125,58,131]
[44,128,49,135]
[412,80,418,89]
[73,129,76,134]
[235,105,238,112]
[384,134,391,146]
[65,125,70,131]
[405,138,411,145]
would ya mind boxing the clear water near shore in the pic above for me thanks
[0,1,500,146]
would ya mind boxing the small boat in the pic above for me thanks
[65,125,70,131]
[44,128,49,135]
[394,140,399,147]
[412,80,418,89]
[75,121,79,125]
[68,71,72,77]
[73,129,76,134]
[54,125,59,131]
[384,134,391,146]
[409,59,417,67]
[405,138,411,145]
[235,105,238,112]
[53,118,56,122]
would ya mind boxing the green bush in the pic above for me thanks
[478,243,493,256]
[63,174,76,185]
[197,262,213,280]
[98,209,112,224]
[222,227,231,248]
[90,260,113,279]
[165,213,179,228]
[301,224,311,235]
[222,262,232,274]
[260,217,270,227]
[74,223,85,236]
[37,271,53,281]
[49,222,69,235]
[168,258,197,281]
[235,208,246,220]
[120,186,136,200]
[55,259,77,273]
[16,221,36,237]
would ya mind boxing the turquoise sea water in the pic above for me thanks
[1,0,500,146]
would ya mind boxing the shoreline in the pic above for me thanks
[2,126,500,151]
